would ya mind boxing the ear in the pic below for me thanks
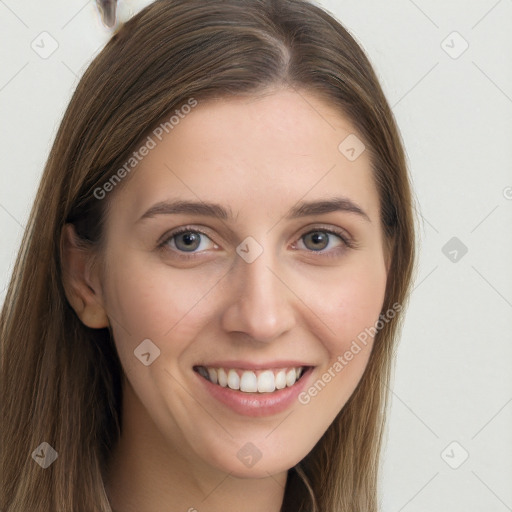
[60,223,110,329]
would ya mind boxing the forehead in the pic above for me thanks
[109,88,379,223]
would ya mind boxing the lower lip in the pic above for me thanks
[193,367,314,417]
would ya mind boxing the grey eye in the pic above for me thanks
[302,231,340,251]
[174,231,203,252]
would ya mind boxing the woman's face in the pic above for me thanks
[98,88,388,478]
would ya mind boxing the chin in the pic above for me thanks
[207,448,300,479]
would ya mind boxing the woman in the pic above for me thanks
[0,1,416,510]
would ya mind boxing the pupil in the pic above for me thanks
[308,232,327,250]
[178,232,199,250]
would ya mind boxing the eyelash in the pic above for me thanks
[157,225,356,261]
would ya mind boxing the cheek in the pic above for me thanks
[296,263,387,415]
[102,252,224,361]
[306,255,387,354]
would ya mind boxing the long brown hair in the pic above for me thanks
[0,1,416,510]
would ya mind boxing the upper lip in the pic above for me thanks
[194,360,314,370]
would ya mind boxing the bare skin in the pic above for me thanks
[61,87,389,512]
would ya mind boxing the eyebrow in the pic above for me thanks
[136,197,371,223]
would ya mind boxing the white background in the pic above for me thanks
[1,1,511,510]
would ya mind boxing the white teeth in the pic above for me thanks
[275,370,287,389]
[240,371,258,392]
[207,368,218,384]
[227,369,240,390]
[197,365,307,393]
[286,368,297,387]
[257,370,276,393]
[217,368,228,387]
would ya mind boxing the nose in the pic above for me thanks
[220,248,296,344]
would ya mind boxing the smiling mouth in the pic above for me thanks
[193,365,311,393]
